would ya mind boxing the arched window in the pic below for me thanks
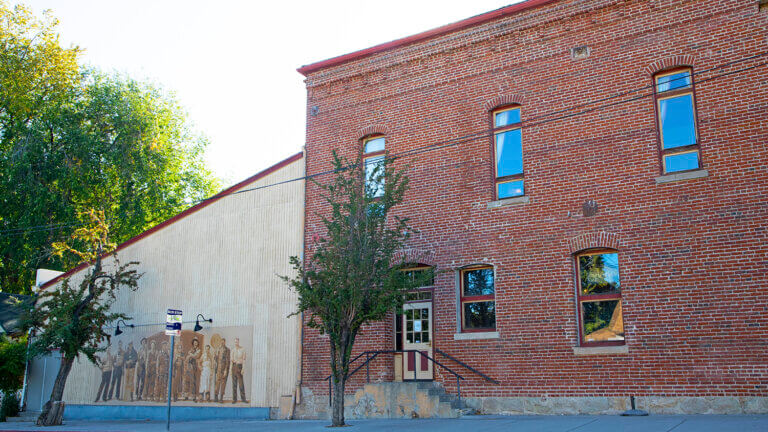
[492,105,524,199]
[362,135,386,198]
[575,249,624,346]
[653,67,701,173]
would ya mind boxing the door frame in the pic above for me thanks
[401,299,434,381]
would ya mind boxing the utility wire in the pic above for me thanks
[1,52,766,238]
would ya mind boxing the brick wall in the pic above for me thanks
[300,0,768,400]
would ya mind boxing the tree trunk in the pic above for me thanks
[37,356,74,426]
[331,375,346,426]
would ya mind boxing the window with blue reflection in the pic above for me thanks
[659,94,697,149]
[494,108,521,127]
[365,155,385,197]
[656,71,691,93]
[664,151,699,173]
[364,137,385,153]
[497,180,524,199]
[495,129,523,177]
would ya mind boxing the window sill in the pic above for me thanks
[572,345,628,356]
[487,196,529,209]
[454,331,500,340]
[655,169,709,184]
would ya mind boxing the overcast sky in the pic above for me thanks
[18,0,519,186]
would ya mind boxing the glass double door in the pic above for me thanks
[401,301,433,380]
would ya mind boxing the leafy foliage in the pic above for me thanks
[0,334,26,394]
[0,2,219,294]
[283,151,422,426]
[0,391,20,421]
[24,210,140,362]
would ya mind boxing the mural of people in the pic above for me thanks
[231,337,247,403]
[155,341,170,401]
[108,340,124,401]
[122,341,138,401]
[171,341,185,402]
[213,337,230,402]
[184,338,202,401]
[90,326,250,406]
[198,345,214,401]
[144,340,158,401]
[94,346,113,402]
[135,338,148,401]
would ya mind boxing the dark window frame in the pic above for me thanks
[459,265,496,333]
[490,105,525,199]
[652,67,703,174]
[575,249,625,347]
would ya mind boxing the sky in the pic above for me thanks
[17,0,520,186]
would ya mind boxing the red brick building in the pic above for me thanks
[296,0,768,415]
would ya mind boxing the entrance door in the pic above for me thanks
[402,301,433,380]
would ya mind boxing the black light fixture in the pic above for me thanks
[114,319,135,336]
[194,314,213,332]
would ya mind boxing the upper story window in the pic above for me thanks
[460,266,496,332]
[363,136,385,198]
[654,68,701,173]
[575,250,624,346]
[492,106,524,199]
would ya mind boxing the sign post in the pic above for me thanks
[165,309,182,431]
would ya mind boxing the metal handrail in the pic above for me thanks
[324,349,466,408]
[435,347,500,385]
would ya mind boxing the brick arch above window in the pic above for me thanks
[483,94,525,112]
[568,232,621,255]
[357,125,388,139]
[645,55,697,75]
[393,249,436,267]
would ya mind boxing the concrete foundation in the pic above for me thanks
[465,396,768,415]
[295,386,768,419]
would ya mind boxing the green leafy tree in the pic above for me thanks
[283,152,422,426]
[24,210,141,426]
[0,334,26,394]
[0,2,219,294]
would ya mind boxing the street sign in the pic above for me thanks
[165,309,182,336]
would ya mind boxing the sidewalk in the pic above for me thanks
[2,415,767,432]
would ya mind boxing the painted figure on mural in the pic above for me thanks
[144,340,158,401]
[171,341,185,402]
[108,340,124,401]
[214,337,230,402]
[135,338,148,401]
[94,346,113,402]
[184,338,202,401]
[122,341,138,401]
[198,344,214,401]
[231,337,247,403]
[155,341,170,401]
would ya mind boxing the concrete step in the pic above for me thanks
[346,381,470,419]
[5,411,39,423]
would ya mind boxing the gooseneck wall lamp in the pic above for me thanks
[194,314,213,332]
[114,319,135,336]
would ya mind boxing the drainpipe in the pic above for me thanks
[20,328,32,411]
[290,148,307,420]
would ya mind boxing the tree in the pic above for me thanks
[23,210,141,426]
[283,152,423,426]
[0,2,219,295]
[0,333,26,394]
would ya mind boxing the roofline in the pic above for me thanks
[41,151,304,289]
[297,0,558,77]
